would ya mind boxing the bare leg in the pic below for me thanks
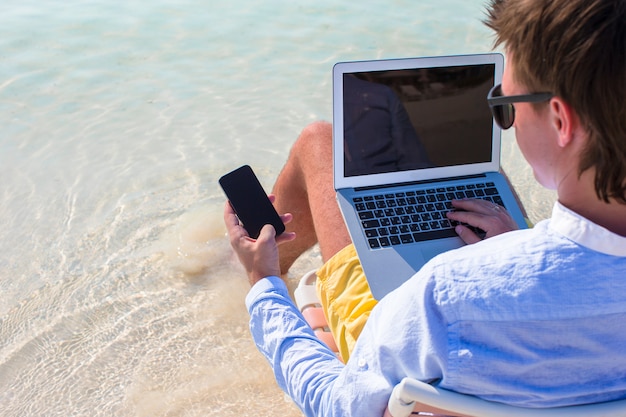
[272,121,352,274]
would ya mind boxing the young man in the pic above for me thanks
[223,0,626,415]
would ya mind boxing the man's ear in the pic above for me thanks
[549,97,581,148]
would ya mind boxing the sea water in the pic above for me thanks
[0,0,556,415]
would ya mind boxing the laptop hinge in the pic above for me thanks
[354,173,487,192]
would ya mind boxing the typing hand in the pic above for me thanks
[446,199,519,245]
[223,195,296,286]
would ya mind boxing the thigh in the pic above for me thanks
[292,121,352,262]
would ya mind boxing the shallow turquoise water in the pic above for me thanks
[0,1,555,415]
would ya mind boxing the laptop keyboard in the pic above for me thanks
[353,182,505,249]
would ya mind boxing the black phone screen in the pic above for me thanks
[219,165,285,239]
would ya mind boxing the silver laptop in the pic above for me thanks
[332,53,528,300]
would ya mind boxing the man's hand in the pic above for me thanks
[446,199,519,245]
[223,196,296,286]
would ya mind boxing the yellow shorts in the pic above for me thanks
[315,244,377,362]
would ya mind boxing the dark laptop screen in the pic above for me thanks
[343,64,495,177]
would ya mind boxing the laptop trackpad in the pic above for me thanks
[364,238,463,300]
[420,237,464,264]
[364,246,426,300]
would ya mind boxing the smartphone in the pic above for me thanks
[219,165,285,239]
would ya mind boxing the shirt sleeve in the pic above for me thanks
[245,267,448,417]
[245,276,345,416]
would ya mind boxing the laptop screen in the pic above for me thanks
[342,63,495,178]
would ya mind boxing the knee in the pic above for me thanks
[301,120,332,139]
[292,121,333,158]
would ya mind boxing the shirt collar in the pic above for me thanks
[550,202,626,257]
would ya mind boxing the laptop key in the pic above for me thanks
[362,219,380,229]
[368,238,381,249]
[400,234,414,244]
[412,228,458,242]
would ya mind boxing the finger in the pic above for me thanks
[257,223,276,243]
[446,210,493,232]
[454,224,482,245]
[256,223,296,245]
[223,201,240,229]
[276,230,297,245]
[451,198,496,214]
[280,212,293,225]
[223,201,251,244]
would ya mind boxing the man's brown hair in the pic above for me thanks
[485,0,626,203]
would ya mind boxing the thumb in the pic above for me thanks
[257,224,277,242]
[455,224,481,245]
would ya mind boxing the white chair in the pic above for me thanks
[385,377,626,417]
[294,270,339,356]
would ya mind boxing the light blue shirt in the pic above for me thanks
[245,202,626,416]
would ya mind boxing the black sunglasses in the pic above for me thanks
[487,84,553,129]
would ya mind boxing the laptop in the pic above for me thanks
[332,53,528,300]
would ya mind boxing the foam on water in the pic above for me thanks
[0,0,555,415]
